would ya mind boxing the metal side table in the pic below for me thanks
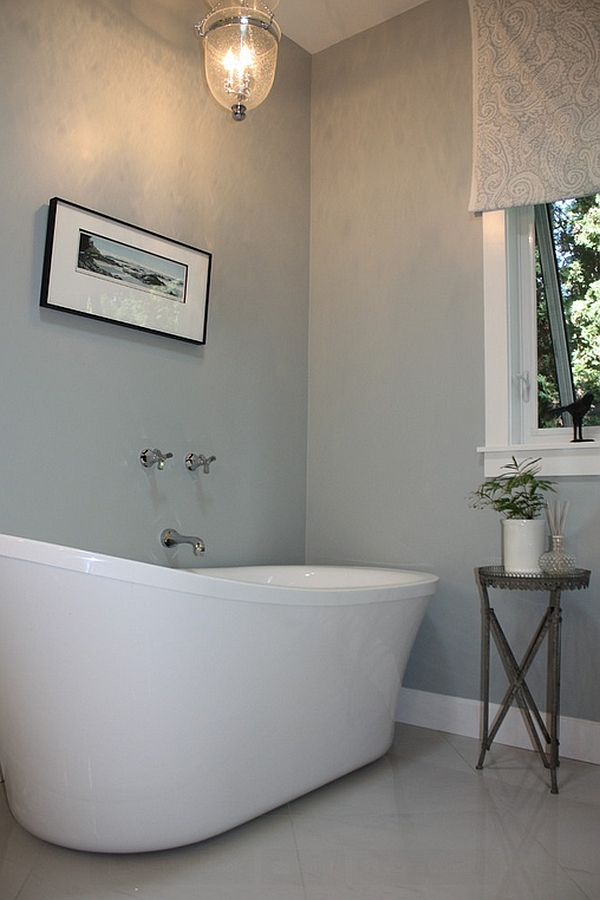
[475,566,590,793]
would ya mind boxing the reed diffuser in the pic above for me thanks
[539,500,576,574]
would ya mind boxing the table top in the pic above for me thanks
[477,566,591,592]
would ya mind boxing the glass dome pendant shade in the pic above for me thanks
[195,0,281,122]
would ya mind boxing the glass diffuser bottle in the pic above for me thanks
[539,500,576,575]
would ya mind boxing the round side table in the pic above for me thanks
[475,566,590,793]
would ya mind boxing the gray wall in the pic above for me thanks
[0,0,310,566]
[308,0,600,724]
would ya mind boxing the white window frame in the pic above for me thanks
[479,208,600,477]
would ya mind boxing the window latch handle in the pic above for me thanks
[516,372,531,403]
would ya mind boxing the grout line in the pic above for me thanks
[288,804,309,900]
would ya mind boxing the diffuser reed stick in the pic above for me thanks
[541,500,576,574]
[546,500,570,536]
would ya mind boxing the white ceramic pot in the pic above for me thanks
[501,518,546,573]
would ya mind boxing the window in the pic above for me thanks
[479,195,600,477]
[536,196,600,430]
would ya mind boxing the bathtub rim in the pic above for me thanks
[0,532,438,606]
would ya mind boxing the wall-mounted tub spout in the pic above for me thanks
[161,528,205,556]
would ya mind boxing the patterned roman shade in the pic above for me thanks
[468,0,600,213]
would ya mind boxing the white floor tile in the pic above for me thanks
[8,875,129,900]
[24,814,304,900]
[0,793,46,900]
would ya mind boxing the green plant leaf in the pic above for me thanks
[469,457,555,519]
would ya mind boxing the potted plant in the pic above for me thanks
[470,456,555,572]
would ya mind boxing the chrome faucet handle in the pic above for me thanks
[140,448,174,470]
[185,453,216,474]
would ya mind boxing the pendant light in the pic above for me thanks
[195,0,281,122]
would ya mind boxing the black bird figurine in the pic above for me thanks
[552,392,595,442]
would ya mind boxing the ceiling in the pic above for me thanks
[275,0,429,55]
[180,0,430,56]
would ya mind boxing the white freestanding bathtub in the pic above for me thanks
[0,533,437,853]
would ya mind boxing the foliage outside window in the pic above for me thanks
[537,194,600,429]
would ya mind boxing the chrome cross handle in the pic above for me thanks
[185,453,216,474]
[140,448,174,470]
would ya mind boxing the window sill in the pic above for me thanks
[478,442,600,477]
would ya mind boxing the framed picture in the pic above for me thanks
[40,198,212,345]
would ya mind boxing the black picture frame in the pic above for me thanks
[40,198,211,345]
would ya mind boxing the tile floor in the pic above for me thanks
[1,724,599,900]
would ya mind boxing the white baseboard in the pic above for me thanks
[397,687,600,766]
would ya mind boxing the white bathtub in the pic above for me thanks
[0,533,438,853]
